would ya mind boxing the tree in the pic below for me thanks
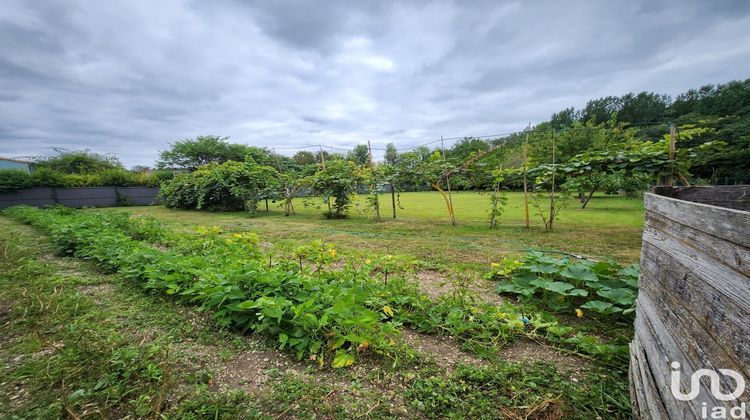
[384,143,399,165]
[131,165,151,173]
[347,144,369,165]
[581,96,621,124]
[157,135,271,170]
[292,151,316,165]
[618,92,670,123]
[159,160,280,212]
[559,126,726,208]
[34,148,122,174]
[309,160,362,219]
[550,107,580,129]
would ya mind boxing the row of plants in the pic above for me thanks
[488,251,639,317]
[105,211,631,364]
[3,206,628,367]
[0,168,174,192]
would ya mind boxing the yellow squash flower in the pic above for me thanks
[575,309,584,319]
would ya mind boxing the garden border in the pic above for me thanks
[0,186,160,209]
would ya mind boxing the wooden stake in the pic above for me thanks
[523,124,530,229]
[667,124,676,186]
[318,145,326,170]
[390,182,396,218]
[549,129,556,231]
[441,136,456,226]
[368,140,381,221]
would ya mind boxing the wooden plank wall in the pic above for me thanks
[630,187,750,419]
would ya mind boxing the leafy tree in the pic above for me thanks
[292,151,317,165]
[581,96,621,124]
[559,127,726,208]
[347,144,370,165]
[309,160,362,219]
[550,107,581,129]
[158,135,272,170]
[160,160,279,212]
[618,92,670,123]
[384,143,399,165]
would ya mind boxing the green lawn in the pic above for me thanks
[101,191,644,271]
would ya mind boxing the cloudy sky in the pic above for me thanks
[1,0,749,167]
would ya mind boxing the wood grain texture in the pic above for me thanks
[630,190,750,418]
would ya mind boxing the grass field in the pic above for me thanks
[0,191,643,418]
[106,191,644,269]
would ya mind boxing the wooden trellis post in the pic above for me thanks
[523,124,530,229]
[368,140,381,221]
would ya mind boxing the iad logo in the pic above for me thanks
[670,361,747,419]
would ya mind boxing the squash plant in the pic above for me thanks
[490,251,639,317]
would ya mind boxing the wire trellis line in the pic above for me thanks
[263,122,674,157]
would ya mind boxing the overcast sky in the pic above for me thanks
[1,0,749,167]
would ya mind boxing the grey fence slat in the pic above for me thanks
[0,187,160,209]
[0,188,56,209]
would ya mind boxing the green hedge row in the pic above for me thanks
[0,168,174,192]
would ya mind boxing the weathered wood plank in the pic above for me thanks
[639,254,750,379]
[630,337,669,419]
[645,211,749,277]
[639,240,750,369]
[657,185,750,211]
[634,302,742,416]
[634,306,704,418]
[636,281,750,405]
[631,191,750,417]
[642,229,750,313]
[644,193,750,248]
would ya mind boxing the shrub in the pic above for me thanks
[34,148,122,174]
[61,173,99,187]
[96,168,137,186]
[159,161,279,212]
[0,169,33,192]
[31,167,67,187]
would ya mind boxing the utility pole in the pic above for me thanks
[367,140,381,221]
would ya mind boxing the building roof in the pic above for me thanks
[0,157,31,164]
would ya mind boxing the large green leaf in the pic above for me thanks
[560,263,598,282]
[497,281,537,298]
[567,288,589,297]
[596,287,636,306]
[543,281,575,294]
[524,263,560,274]
[580,300,621,314]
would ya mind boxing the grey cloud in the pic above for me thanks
[0,0,749,167]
